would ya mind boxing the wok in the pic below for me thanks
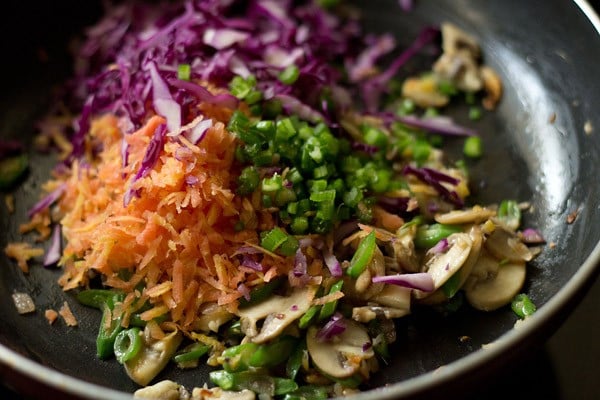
[0,0,599,399]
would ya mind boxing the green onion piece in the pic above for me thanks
[262,174,283,192]
[318,280,344,320]
[299,305,320,329]
[229,75,257,100]
[497,199,521,230]
[397,98,416,116]
[415,224,462,249]
[177,64,191,81]
[309,189,336,203]
[363,126,388,149]
[511,293,536,319]
[438,80,458,96]
[113,327,142,364]
[0,154,28,190]
[463,136,482,158]
[346,231,377,279]
[173,343,210,364]
[237,166,260,196]
[278,65,300,85]
[468,106,482,121]
[249,336,297,369]
[290,217,309,235]
[261,227,288,252]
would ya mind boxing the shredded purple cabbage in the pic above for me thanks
[316,312,347,341]
[372,272,434,292]
[43,224,62,267]
[403,165,464,207]
[28,183,67,218]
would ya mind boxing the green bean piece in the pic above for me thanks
[283,385,329,400]
[414,223,462,249]
[346,230,377,279]
[222,342,259,372]
[511,293,536,319]
[0,154,28,190]
[318,280,343,320]
[173,343,211,364]
[76,289,122,310]
[114,327,143,364]
[128,312,168,327]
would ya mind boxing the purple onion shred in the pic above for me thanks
[43,224,62,267]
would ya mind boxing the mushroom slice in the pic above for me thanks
[352,306,409,323]
[354,246,385,300]
[434,206,496,225]
[387,226,420,273]
[465,260,526,311]
[481,65,503,110]
[369,284,411,310]
[134,380,185,400]
[419,225,483,305]
[414,233,472,299]
[401,76,449,108]
[485,225,533,262]
[463,249,500,291]
[125,329,183,386]
[307,320,374,378]
[192,387,255,400]
[238,286,317,344]
[193,303,233,333]
[439,22,481,58]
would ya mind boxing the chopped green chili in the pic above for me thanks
[415,224,462,249]
[0,154,28,190]
[346,230,377,278]
[511,293,536,319]
[114,327,142,364]
[463,136,482,158]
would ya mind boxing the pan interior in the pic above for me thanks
[1,0,599,396]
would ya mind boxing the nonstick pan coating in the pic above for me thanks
[1,1,599,399]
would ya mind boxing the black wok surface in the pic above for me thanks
[1,1,599,399]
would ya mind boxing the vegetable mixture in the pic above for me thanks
[2,0,545,398]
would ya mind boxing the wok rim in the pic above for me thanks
[0,1,599,399]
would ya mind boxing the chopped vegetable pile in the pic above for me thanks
[2,0,545,398]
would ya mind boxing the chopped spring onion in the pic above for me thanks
[463,136,482,158]
[346,230,377,278]
[177,64,191,81]
[497,199,521,230]
[511,293,536,319]
[114,327,143,364]
[278,65,300,85]
[415,223,462,249]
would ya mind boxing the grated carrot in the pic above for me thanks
[45,309,59,325]
[59,301,78,327]
[4,243,44,273]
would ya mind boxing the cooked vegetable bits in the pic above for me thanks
[2,0,542,397]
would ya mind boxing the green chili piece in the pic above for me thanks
[415,224,462,249]
[261,227,288,252]
[238,277,284,308]
[128,312,168,327]
[497,199,521,230]
[278,65,300,85]
[0,154,28,190]
[468,106,482,121]
[442,271,461,299]
[299,305,320,329]
[177,64,191,81]
[511,293,536,319]
[463,136,482,158]
[210,370,276,395]
[283,385,329,400]
[274,378,300,396]
[114,327,142,364]
[346,230,377,278]
[249,336,297,369]
[286,340,307,380]
[173,343,211,364]
[222,342,259,372]
[76,289,122,310]
[318,280,344,320]
[96,294,125,359]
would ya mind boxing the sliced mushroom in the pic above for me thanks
[352,306,406,323]
[480,65,503,110]
[401,76,449,108]
[193,303,233,333]
[354,246,385,300]
[125,329,183,386]
[414,233,473,299]
[307,320,374,378]
[433,23,483,92]
[134,380,186,400]
[192,387,255,400]
[463,249,500,291]
[465,260,526,311]
[238,286,317,344]
[419,225,483,305]
[485,225,533,262]
[435,206,496,225]
[369,284,411,310]
[387,226,420,273]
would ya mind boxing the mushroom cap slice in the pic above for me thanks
[239,286,317,344]
[307,320,374,379]
[125,330,183,386]
[485,225,533,262]
[434,206,496,225]
[414,233,472,299]
[465,260,526,311]
[355,246,386,300]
